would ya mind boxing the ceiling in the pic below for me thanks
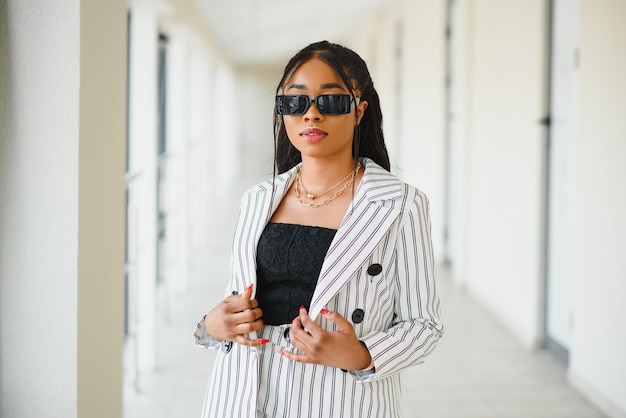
[193,0,397,67]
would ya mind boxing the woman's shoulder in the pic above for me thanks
[238,166,298,200]
[361,158,429,205]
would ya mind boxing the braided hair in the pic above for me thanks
[272,41,390,173]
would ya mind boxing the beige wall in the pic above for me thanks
[569,0,626,415]
[78,1,127,415]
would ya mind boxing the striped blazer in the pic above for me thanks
[195,158,443,418]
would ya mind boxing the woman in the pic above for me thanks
[195,40,443,418]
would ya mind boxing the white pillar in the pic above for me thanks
[127,0,159,373]
[398,0,447,262]
[447,0,473,287]
[165,28,190,293]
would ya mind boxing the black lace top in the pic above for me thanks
[256,222,337,325]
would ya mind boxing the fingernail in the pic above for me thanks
[320,308,330,315]
[246,283,253,290]
[260,339,270,345]
[278,350,284,355]
[300,305,305,311]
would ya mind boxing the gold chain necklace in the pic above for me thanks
[298,161,361,200]
[294,162,361,208]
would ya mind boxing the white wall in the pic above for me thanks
[465,0,548,349]
[0,0,127,416]
[236,64,283,182]
[568,0,626,415]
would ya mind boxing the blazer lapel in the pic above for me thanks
[234,166,299,296]
[309,160,403,320]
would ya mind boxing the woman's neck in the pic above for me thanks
[299,157,359,191]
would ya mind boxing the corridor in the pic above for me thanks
[3,1,626,417]
[123,196,604,418]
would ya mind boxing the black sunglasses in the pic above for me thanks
[275,94,360,116]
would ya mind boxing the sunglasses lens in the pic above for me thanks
[275,95,355,115]
[317,95,352,115]
[276,95,310,115]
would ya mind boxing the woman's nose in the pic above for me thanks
[303,99,323,120]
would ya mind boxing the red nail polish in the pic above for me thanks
[300,305,305,311]
[246,283,253,290]
[320,308,330,315]
[260,339,270,345]
[278,350,284,355]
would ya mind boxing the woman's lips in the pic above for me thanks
[300,128,327,143]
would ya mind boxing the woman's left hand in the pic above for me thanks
[280,307,372,371]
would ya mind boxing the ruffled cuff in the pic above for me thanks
[193,314,222,350]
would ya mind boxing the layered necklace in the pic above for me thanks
[294,161,361,208]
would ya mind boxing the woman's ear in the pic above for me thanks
[355,100,368,125]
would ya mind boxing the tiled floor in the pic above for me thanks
[123,205,605,418]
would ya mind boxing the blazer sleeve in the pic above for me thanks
[193,255,239,350]
[194,314,222,349]
[354,188,444,381]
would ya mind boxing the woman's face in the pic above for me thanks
[281,58,368,162]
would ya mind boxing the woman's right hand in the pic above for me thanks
[204,283,267,347]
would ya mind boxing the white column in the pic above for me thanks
[398,0,447,263]
[127,0,159,373]
[447,0,473,287]
[165,27,190,293]
[0,1,80,414]
[213,61,238,201]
